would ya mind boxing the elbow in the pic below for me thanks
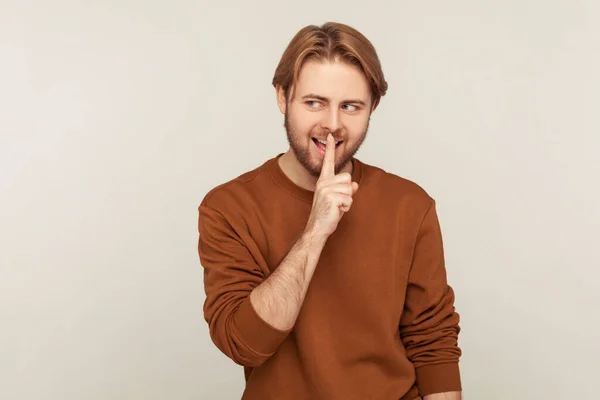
[208,318,273,368]
[204,296,291,368]
[218,341,270,368]
[206,297,290,368]
[234,354,269,368]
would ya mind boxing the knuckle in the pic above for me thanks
[340,173,351,182]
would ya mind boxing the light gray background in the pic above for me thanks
[1,1,598,399]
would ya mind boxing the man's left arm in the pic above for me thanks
[399,198,462,398]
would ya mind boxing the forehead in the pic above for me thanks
[293,59,370,101]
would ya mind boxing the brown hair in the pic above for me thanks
[272,22,388,111]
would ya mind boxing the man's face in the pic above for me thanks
[280,59,372,177]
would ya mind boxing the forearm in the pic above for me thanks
[249,229,326,331]
[423,391,461,400]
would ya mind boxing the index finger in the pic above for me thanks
[319,133,336,179]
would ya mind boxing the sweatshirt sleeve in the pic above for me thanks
[399,199,462,396]
[198,202,292,368]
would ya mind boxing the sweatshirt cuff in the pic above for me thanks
[233,296,292,357]
[415,362,462,396]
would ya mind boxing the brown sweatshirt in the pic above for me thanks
[197,154,462,400]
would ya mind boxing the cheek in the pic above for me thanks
[289,110,319,135]
[345,117,369,136]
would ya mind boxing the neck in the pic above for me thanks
[278,149,353,192]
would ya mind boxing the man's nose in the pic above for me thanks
[320,107,341,133]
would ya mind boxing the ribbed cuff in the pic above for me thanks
[232,297,292,356]
[415,362,462,396]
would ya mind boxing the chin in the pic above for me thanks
[305,159,323,178]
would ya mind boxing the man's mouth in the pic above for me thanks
[312,137,343,150]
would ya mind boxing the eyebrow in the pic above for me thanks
[301,94,367,106]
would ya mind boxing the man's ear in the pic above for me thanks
[275,85,287,115]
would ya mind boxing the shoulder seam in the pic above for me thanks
[203,162,270,204]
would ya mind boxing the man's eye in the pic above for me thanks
[343,104,358,112]
[306,101,321,108]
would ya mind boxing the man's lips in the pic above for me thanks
[312,137,343,147]
[312,138,343,156]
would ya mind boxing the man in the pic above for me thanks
[198,22,462,400]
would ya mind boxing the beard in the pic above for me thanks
[283,110,370,178]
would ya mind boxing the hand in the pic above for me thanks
[305,133,359,240]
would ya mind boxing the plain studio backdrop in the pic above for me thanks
[1,1,598,399]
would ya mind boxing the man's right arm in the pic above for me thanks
[251,133,359,333]
[198,134,356,368]
[198,204,327,368]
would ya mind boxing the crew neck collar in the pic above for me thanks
[267,153,364,203]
